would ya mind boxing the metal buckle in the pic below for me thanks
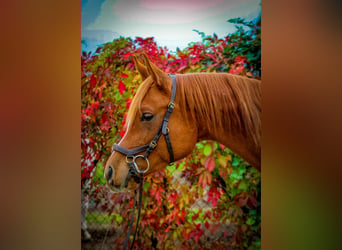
[126,155,134,163]
[168,102,175,109]
[150,141,157,149]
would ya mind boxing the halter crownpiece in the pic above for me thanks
[112,74,177,181]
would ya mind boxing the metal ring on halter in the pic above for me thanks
[132,155,150,174]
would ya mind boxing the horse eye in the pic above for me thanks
[141,112,154,121]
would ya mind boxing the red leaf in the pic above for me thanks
[248,195,257,208]
[169,192,178,203]
[238,197,248,207]
[101,114,108,123]
[192,213,199,221]
[120,129,126,138]
[155,190,161,202]
[104,68,111,78]
[201,174,208,188]
[180,209,185,222]
[121,73,129,78]
[90,75,96,87]
[118,80,125,95]
[124,52,133,59]
[212,196,218,207]
[197,174,203,186]
[95,46,102,54]
[91,101,99,109]
[126,98,132,110]
[214,33,218,40]
[204,156,215,172]
[101,121,110,132]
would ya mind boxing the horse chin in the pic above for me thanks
[108,175,138,193]
[124,177,138,191]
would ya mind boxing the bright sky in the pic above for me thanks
[81,0,261,53]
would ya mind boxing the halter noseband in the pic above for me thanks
[112,74,177,182]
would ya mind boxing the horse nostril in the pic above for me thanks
[106,166,114,182]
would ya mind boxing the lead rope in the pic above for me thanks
[122,173,144,250]
[130,176,144,248]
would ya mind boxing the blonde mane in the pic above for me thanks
[126,76,153,129]
[177,73,261,148]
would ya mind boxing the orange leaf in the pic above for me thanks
[195,167,205,175]
[219,166,228,179]
[207,173,212,185]
[202,173,207,188]
[197,174,203,186]
[204,156,215,172]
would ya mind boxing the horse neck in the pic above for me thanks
[203,127,261,171]
[181,73,261,170]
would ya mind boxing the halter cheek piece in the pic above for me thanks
[112,74,176,250]
[112,74,177,183]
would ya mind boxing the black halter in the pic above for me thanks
[112,74,177,181]
[112,74,177,250]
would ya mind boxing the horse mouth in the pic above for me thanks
[107,175,137,193]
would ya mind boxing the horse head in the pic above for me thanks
[104,54,198,192]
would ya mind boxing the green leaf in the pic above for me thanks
[114,213,123,223]
[196,141,204,149]
[249,209,257,215]
[238,165,247,175]
[246,216,255,225]
[166,163,176,173]
[143,182,150,192]
[203,144,212,156]
[238,180,248,190]
[93,162,106,185]
[230,171,243,180]
[232,157,240,167]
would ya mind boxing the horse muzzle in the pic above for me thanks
[105,165,140,193]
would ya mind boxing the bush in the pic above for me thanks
[81,17,261,249]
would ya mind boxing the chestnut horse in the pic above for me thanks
[105,54,260,192]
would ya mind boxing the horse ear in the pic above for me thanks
[133,55,149,80]
[141,54,167,89]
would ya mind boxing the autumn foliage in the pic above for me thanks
[81,17,261,249]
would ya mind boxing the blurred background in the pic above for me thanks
[81,0,261,53]
[1,0,342,249]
